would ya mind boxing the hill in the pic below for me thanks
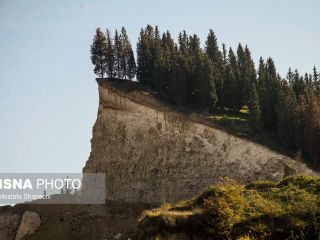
[137,175,320,240]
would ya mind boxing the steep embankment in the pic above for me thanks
[83,79,316,204]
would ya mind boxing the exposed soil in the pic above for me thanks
[1,200,156,240]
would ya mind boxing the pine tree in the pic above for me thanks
[235,44,256,107]
[168,53,188,105]
[196,54,218,111]
[186,34,202,105]
[243,46,257,104]
[257,57,266,110]
[313,66,319,83]
[136,29,148,84]
[153,45,167,93]
[153,31,176,95]
[223,64,235,109]
[259,57,279,132]
[312,66,320,94]
[236,43,246,106]
[248,82,261,132]
[114,30,122,79]
[287,68,294,84]
[189,34,201,56]
[227,47,242,110]
[105,29,115,78]
[127,48,136,80]
[136,25,158,87]
[90,28,107,78]
[277,80,297,149]
[222,43,227,66]
[120,27,129,79]
[205,29,224,108]
[205,29,222,65]
[295,95,308,154]
[303,93,320,165]
[178,30,189,56]
[292,69,307,98]
[119,27,136,80]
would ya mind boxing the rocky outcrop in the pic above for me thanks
[83,79,316,203]
[15,211,41,240]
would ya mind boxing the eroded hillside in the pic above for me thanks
[83,79,316,203]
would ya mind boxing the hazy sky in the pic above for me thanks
[0,0,319,173]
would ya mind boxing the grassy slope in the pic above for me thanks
[137,175,320,240]
[201,106,294,158]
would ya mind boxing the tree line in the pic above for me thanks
[90,27,136,80]
[90,25,320,167]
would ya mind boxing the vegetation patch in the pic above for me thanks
[136,175,320,240]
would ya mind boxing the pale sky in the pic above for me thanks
[0,0,319,173]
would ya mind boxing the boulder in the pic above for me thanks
[15,211,41,240]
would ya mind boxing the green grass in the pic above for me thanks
[137,175,320,240]
[200,107,293,157]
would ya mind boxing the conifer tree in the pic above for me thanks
[303,93,320,165]
[287,68,294,84]
[235,44,256,106]
[178,31,189,56]
[313,66,319,83]
[248,82,261,132]
[227,47,242,110]
[136,29,148,84]
[236,43,246,106]
[257,57,266,109]
[168,53,188,105]
[186,34,202,105]
[153,45,167,93]
[90,28,107,78]
[105,29,115,78]
[205,29,224,108]
[223,64,235,109]
[136,25,157,87]
[195,54,218,111]
[127,48,137,80]
[120,27,129,79]
[277,80,297,149]
[313,66,320,94]
[118,27,136,80]
[292,69,307,98]
[114,30,122,79]
[295,94,307,154]
[222,43,227,66]
[189,34,201,56]
[259,57,279,132]
[243,46,257,103]
[153,31,176,95]
[205,29,222,65]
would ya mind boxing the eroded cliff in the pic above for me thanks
[83,79,316,203]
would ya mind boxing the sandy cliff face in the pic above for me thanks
[83,80,316,203]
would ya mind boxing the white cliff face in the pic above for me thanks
[83,80,316,203]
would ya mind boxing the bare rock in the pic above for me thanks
[15,211,41,240]
[114,232,122,239]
